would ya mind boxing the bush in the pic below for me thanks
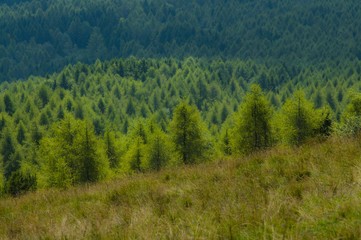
[5,171,37,197]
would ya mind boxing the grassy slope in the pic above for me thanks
[1,136,361,239]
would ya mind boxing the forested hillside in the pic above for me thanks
[0,57,360,195]
[2,0,361,238]
[1,0,361,81]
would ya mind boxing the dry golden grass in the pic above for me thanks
[1,136,361,239]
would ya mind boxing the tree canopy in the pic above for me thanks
[1,0,361,81]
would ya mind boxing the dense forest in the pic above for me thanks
[1,0,361,81]
[0,57,360,195]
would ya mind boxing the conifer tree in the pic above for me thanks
[59,73,70,90]
[57,105,65,120]
[221,129,232,156]
[147,128,169,171]
[38,85,50,108]
[340,93,361,135]
[2,131,17,180]
[39,115,108,187]
[232,84,273,154]
[126,99,136,116]
[76,123,100,182]
[169,102,209,164]
[105,131,119,169]
[278,91,318,145]
[128,136,144,172]
[98,98,106,114]
[16,121,26,145]
[4,94,15,116]
[0,115,5,133]
[31,123,42,146]
[128,119,149,144]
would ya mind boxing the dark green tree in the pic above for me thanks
[57,105,65,120]
[77,124,101,182]
[38,85,50,108]
[16,121,26,145]
[4,94,15,116]
[98,98,106,114]
[31,123,43,146]
[126,99,136,116]
[5,170,37,196]
[2,131,17,180]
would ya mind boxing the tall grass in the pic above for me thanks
[1,136,361,239]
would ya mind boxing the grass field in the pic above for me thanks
[1,136,361,239]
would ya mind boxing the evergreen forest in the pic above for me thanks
[2,0,361,238]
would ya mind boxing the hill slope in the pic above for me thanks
[1,136,361,239]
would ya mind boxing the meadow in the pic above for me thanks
[1,135,361,239]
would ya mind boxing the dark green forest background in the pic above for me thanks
[1,0,361,196]
[0,0,361,82]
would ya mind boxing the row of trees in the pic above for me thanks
[10,84,357,195]
[36,101,211,188]
[230,85,332,155]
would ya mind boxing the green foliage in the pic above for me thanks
[38,115,109,187]
[16,121,26,145]
[1,131,17,180]
[169,102,210,164]
[277,91,319,145]
[4,94,14,116]
[0,56,359,190]
[343,93,361,119]
[220,128,232,156]
[104,131,120,169]
[38,85,50,108]
[127,137,145,172]
[337,93,361,136]
[5,170,36,196]
[232,84,273,154]
[3,136,361,238]
[315,108,333,137]
[1,0,361,82]
[146,128,170,171]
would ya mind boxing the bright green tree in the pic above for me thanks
[39,115,108,187]
[104,131,119,169]
[169,102,210,164]
[232,84,273,154]
[278,91,318,145]
[339,93,361,135]
[146,128,169,171]
[127,136,144,172]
